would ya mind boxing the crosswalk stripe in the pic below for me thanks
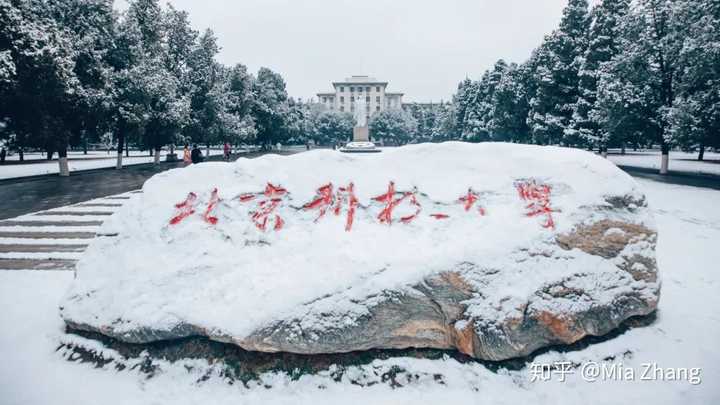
[0,258,78,271]
[0,244,87,252]
[0,220,104,227]
[0,189,138,271]
[34,211,114,216]
[0,231,97,239]
[74,203,123,208]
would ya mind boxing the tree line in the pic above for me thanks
[0,0,304,174]
[448,0,719,172]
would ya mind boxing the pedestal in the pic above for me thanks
[353,126,369,142]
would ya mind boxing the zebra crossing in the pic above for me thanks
[0,191,139,271]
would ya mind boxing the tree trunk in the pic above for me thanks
[206,143,210,157]
[621,144,626,155]
[125,141,129,157]
[660,142,670,175]
[698,145,705,161]
[46,149,54,161]
[116,132,125,169]
[19,149,24,161]
[153,147,161,164]
[58,147,69,177]
[83,140,88,155]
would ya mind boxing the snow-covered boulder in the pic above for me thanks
[60,142,660,361]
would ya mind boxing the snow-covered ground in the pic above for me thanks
[0,178,718,404]
[0,149,225,180]
[608,150,720,176]
[3,150,164,161]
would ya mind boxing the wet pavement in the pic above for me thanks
[617,165,720,191]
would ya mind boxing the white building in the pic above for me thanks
[317,76,404,120]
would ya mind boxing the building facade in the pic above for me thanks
[317,76,404,119]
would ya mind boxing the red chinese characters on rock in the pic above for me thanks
[372,181,421,225]
[303,183,334,221]
[303,182,359,231]
[238,183,287,231]
[203,188,220,225]
[516,180,556,229]
[334,183,359,231]
[459,188,486,216]
[169,179,558,231]
[170,192,198,225]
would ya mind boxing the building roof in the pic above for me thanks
[332,75,388,86]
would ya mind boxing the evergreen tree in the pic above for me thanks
[0,0,81,172]
[595,0,681,173]
[491,62,531,142]
[667,0,720,160]
[573,0,630,155]
[308,109,354,146]
[527,0,590,145]
[369,108,417,145]
[252,67,289,148]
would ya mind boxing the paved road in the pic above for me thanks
[617,165,720,191]
[0,151,295,220]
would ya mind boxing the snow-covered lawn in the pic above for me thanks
[608,150,720,176]
[0,149,226,180]
[0,178,718,404]
[3,150,165,161]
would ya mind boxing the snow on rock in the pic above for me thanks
[60,142,660,361]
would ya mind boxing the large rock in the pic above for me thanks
[60,142,659,361]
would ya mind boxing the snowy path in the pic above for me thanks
[0,179,719,404]
[0,191,138,270]
[0,150,225,180]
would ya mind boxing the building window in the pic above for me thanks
[322,97,326,102]
[340,96,344,102]
[350,87,355,92]
[376,106,380,111]
[366,96,370,102]
[340,86,344,92]
[366,86,370,92]
[351,96,354,102]
[358,87,363,92]
[376,86,380,92]
[376,96,380,102]
[340,106,344,112]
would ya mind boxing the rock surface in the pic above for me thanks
[61,142,660,361]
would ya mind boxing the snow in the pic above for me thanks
[608,150,720,176]
[0,176,718,404]
[0,149,225,180]
[59,142,654,342]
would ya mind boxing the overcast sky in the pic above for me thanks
[118,0,571,102]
